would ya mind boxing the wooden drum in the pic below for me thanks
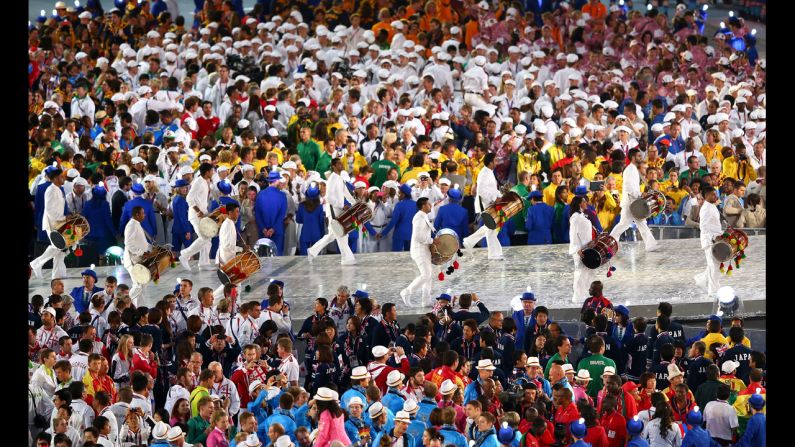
[198,207,229,238]
[50,214,91,250]
[218,249,262,285]
[130,245,175,284]
[582,233,619,269]
[482,191,524,230]
[629,190,666,220]
[330,202,373,238]
[430,229,460,265]
[712,228,749,263]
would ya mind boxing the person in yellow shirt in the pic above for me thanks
[543,169,564,206]
[700,318,729,360]
[581,149,599,181]
[343,139,369,176]
[590,174,620,232]
[701,129,724,165]
[546,133,567,167]
[660,169,689,209]
[722,145,758,185]
[400,153,428,183]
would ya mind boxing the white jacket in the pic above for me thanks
[30,365,57,397]
[122,219,151,269]
[699,201,723,249]
[43,183,66,234]
[325,172,355,216]
[474,166,501,214]
[216,217,240,265]
[410,210,434,259]
[568,212,593,255]
[187,176,211,220]
[620,163,641,207]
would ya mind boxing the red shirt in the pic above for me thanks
[584,425,609,447]
[739,383,765,395]
[537,419,557,447]
[196,115,220,140]
[231,365,269,407]
[554,403,581,442]
[523,431,540,447]
[599,411,627,447]
[131,349,158,378]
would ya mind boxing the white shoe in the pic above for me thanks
[179,255,193,272]
[341,259,357,266]
[30,263,43,279]
[400,289,413,307]
[489,256,505,261]
[645,244,659,252]
[199,263,216,271]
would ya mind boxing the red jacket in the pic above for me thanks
[584,426,609,447]
[368,357,410,396]
[196,115,220,140]
[231,365,269,407]
[599,411,627,447]
[131,349,158,379]
[599,390,638,420]
[554,403,581,443]
[425,365,466,393]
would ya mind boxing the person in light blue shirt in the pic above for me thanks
[651,196,684,226]
[344,397,371,446]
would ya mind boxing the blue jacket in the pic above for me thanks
[735,412,765,447]
[296,202,325,244]
[246,388,270,423]
[416,397,437,427]
[406,419,427,447]
[473,432,500,447]
[525,202,554,245]
[463,378,484,404]
[681,424,720,447]
[440,425,468,447]
[365,406,395,436]
[380,198,417,242]
[434,202,470,242]
[293,403,311,430]
[119,196,157,236]
[341,386,367,411]
[254,186,287,254]
[382,390,406,415]
[171,195,193,235]
[627,435,650,447]
[264,409,297,440]
[345,417,370,446]
[512,310,536,350]
[84,196,116,241]
[70,285,104,314]
[651,211,684,226]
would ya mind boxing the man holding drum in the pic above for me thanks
[695,186,723,296]
[401,197,440,307]
[30,166,69,280]
[179,163,215,272]
[608,148,659,252]
[569,196,596,303]
[308,158,358,265]
[463,153,504,260]
[123,206,152,306]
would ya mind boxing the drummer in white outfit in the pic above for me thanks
[463,153,504,260]
[213,203,243,300]
[695,186,723,296]
[122,206,152,306]
[179,163,215,272]
[365,187,392,253]
[608,148,659,252]
[31,166,69,280]
[569,196,596,302]
[307,158,357,265]
[400,197,439,307]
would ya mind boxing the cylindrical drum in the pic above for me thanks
[482,191,525,230]
[712,228,749,263]
[50,214,91,250]
[197,207,229,238]
[218,249,262,285]
[330,202,373,238]
[130,245,174,283]
[629,190,666,220]
[430,229,460,265]
[582,233,619,269]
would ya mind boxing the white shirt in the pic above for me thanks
[568,212,593,255]
[164,384,190,416]
[474,166,501,213]
[256,308,292,341]
[704,400,738,441]
[36,325,68,351]
[43,183,66,234]
[211,378,241,416]
[217,217,240,265]
[187,176,211,219]
[325,171,356,216]
[279,354,300,384]
[462,66,488,93]
[98,405,120,445]
[699,201,722,250]
[229,314,256,347]
[69,352,89,382]
[130,392,153,418]
[31,365,58,397]
[410,210,434,258]
[123,219,151,269]
[620,163,641,207]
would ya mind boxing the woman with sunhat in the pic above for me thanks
[313,387,351,447]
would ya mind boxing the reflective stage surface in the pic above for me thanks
[29,236,766,321]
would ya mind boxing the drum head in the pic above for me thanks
[130,264,151,284]
[481,213,498,230]
[49,231,67,250]
[712,241,733,263]
[436,233,460,257]
[217,269,232,286]
[329,220,345,238]
[582,248,603,269]
[629,199,651,220]
[198,217,219,238]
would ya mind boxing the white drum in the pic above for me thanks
[198,217,219,238]
[130,264,153,284]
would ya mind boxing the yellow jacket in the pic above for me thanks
[593,193,619,231]
[701,143,724,164]
[722,157,758,184]
[253,159,270,174]
[582,163,599,181]
[660,187,689,208]
[543,183,562,206]
[343,152,369,176]
[518,152,541,176]
[609,173,623,192]
[547,145,566,167]
[701,332,729,360]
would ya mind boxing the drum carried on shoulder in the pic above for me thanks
[712,228,749,275]
[482,191,524,230]
[430,229,460,265]
[50,215,91,250]
[629,190,666,220]
[582,233,619,269]
[131,245,175,284]
[197,207,229,238]
[330,201,373,238]
[218,249,262,285]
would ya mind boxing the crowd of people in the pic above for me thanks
[28,273,767,447]
[27,0,767,445]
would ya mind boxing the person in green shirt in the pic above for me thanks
[510,171,532,230]
[370,147,400,187]
[297,126,321,171]
[315,139,337,179]
[190,369,213,417]
[576,336,616,398]
[544,336,573,379]
[680,155,708,183]
[187,395,214,445]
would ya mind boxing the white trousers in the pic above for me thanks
[308,225,355,264]
[31,244,68,279]
[572,255,596,302]
[463,224,503,259]
[180,215,212,265]
[124,265,145,307]
[694,247,721,295]
[609,208,658,251]
[404,253,433,306]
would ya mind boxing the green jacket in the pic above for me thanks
[577,354,616,398]
[297,140,321,171]
[510,184,530,229]
[315,152,333,179]
[187,416,210,445]
[544,352,569,379]
[680,168,708,183]
[370,159,399,187]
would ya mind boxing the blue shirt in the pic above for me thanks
[83,196,116,240]
[171,195,193,234]
[254,186,287,254]
[434,202,470,242]
[295,202,325,243]
[119,196,157,236]
[735,412,765,447]
[525,202,554,245]
[380,198,417,243]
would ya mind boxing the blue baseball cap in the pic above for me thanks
[306,186,320,199]
[174,179,189,188]
[399,184,413,196]
[569,419,587,438]
[131,183,145,194]
[529,190,543,199]
[267,171,282,183]
[448,188,462,201]
[748,393,765,410]
[217,180,232,195]
[708,314,723,324]
[80,269,97,281]
[497,423,515,444]
[270,279,284,288]
[686,407,702,425]
[437,293,452,301]
[92,185,107,198]
[353,290,369,299]
[627,416,644,435]
[574,185,588,196]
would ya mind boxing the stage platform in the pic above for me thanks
[28,236,766,322]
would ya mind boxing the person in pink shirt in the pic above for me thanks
[574,370,595,406]
[206,408,230,447]
[313,387,352,447]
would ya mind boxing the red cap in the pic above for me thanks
[623,381,639,394]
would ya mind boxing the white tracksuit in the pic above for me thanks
[31,183,68,278]
[569,211,595,302]
[403,210,435,306]
[180,177,212,267]
[122,219,151,306]
[695,201,723,295]
[608,162,658,251]
[308,172,357,265]
[463,166,503,259]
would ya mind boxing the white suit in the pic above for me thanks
[608,163,658,251]
[122,218,152,306]
[695,201,723,295]
[463,166,503,259]
[180,176,212,268]
[569,211,595,302]
[213,216,242,302]
[403,209,435,306]
[308,171,357,265]
[31,183,68,279]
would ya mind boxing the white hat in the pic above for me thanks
[348,396,364,407]
[66,168,80,178]
[372,345,389,358]
[167,426,186,442]
[146,30,160,39]
[395,411,411,423]
[314,387,337,401]
[651,123,664,133]
[440,379,457,395]
[602,366,617,377]
[248,379,263,394]
[731,128,745,139]
[721,360,740,374]
[78,11,91,19]
[477,359,496,370]
[275,435,293,447]
[403,399,419,414]
[152,422,170,440]
[131,157,145,165]
[525,357,541,368]
[143,175,159,183]
[615,126,632,134]
[368,402,385,418]
[351,366,370,380]
[180,166,195,176]
[387,370,404,388]
[576,369,592,381]
[668,363,684,379]
[716,113,730,123]
[42,307,56,318]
